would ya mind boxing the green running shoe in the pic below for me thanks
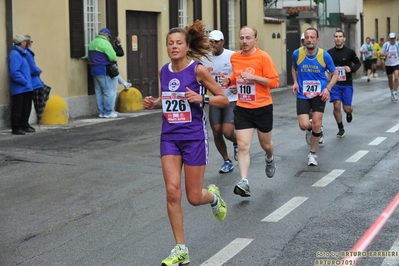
[207,184,227,222]
[161,245,190,266]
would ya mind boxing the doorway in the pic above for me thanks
[126,11,159,97]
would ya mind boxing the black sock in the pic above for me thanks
[338,122,343,130]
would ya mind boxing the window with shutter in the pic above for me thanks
[69,0,85,58]
[106,0,118,38]
[169,1,179,28]
[193,0,202,21]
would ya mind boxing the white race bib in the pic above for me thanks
[303,80,321,99]
[337,66,347,81]
[388,52,398,60]
[162,92,192,123]
[237,79,256,102]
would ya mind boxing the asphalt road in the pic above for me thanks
[1,75,399,266]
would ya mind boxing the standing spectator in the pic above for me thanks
[142,21,228,266]
[380,32,399,101]
[360,37,373,82]
[25,35,44,128]
[370,37,381,77]
[220,26,280,197]
[291,28,338,166]
[108,35,131,114]
[8,35,34,135]
[327,30,361,138]
[111,36,132,90]
[379,37,386,74]
[201,30,238,174]
[88,28,118,118]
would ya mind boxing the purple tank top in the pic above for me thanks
[160,61,208,141]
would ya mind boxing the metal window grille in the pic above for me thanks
[228,0,236,50]
[178,0,188,28]
[84,0,100,57]
[318,0,340,27]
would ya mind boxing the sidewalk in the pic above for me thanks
[0,109,162,135]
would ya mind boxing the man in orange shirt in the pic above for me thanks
[221,26,279,197]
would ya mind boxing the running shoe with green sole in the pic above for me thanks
[337,128,345,138]
[161,245,190,266]
[207,184,227,222]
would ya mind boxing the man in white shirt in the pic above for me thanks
[201,30,238,173]
[380,32,399,101]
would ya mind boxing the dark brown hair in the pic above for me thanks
[166,20,212,61]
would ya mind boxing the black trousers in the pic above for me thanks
[11,91,33,131]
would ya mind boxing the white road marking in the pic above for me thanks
[200,238,253,266]
[386,123,399,133]
[381,237,399,265]
[312,169,345,187]
[346,150,369,162]
[368,137,386,146]
[262,197,308,222]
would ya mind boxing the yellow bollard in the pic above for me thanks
[117,87,143,112]
[41,95,69,125]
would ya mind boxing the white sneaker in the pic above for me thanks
[98,114,104,118]
[104,112,118,118]
[124,82,132,90]
[308,153,318,166]
[394,94,398,102]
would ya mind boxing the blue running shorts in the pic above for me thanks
[329,85,353,107]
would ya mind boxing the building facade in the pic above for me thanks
[0,0,288,129]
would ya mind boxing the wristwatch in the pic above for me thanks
[203,94,210,104]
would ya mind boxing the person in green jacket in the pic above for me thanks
[88,28,118,118]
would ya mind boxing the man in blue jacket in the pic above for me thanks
[8,35,34,135]
[88,28,118,118]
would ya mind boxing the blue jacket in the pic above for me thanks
[8,45,33,96]
[26,47,44,90]
[88,35,117,76]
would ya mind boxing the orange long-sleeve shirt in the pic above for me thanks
[229,47,279,108]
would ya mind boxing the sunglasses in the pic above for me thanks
[210,40,221,43]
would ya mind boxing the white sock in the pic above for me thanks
[177,244,186,251]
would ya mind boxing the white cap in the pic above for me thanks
[389,32,396,39]
[300,33,305,40]
[209,30,224,41]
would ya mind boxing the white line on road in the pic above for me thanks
[200,238,253,266]
[386,123,399,133]
[381,237,399,266]
[345,150,369,162]
[368,137,386,146]
[312,169,345,187]
[262,197,308,222]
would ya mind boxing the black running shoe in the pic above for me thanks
[346,113,353,123]
[337,129,345,138]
